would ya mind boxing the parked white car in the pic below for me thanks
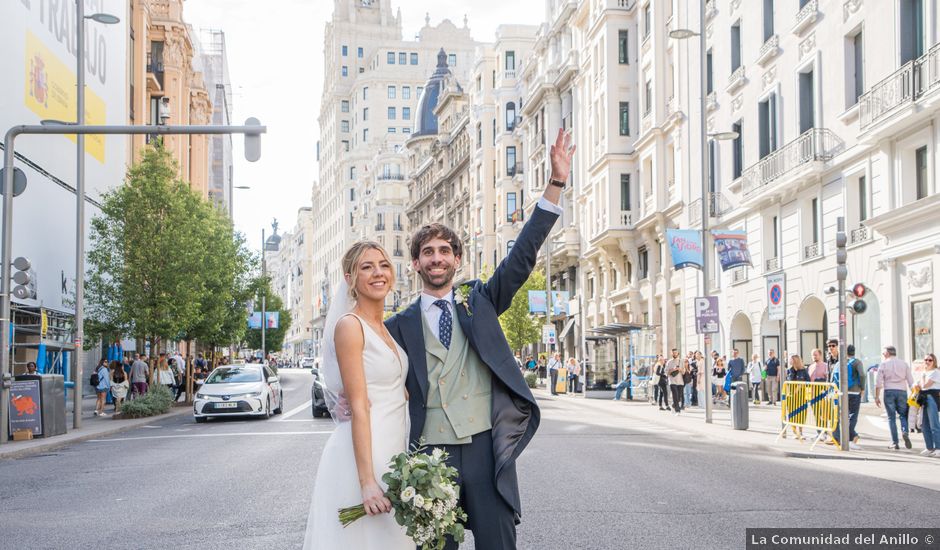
[193,365,283,422]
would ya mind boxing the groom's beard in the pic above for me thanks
[417,263,456,290]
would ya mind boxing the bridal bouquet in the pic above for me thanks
[339,445,467,549]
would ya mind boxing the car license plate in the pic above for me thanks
[217,402,238,408]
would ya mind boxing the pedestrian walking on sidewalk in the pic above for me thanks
[567,356,581,393]
[913,353,940,457]
[129,354,149,398]
[747,353,763,404]
[727,349,746,385]
[109,360,129,413]
[826,338,840,381]
[92,358,111,417]
[155,357,175,393]
[548,352,562,395]
[764,349,780,405]
[667,350,684,414]
[712,358,727,405]
[875,345,914,451]
[689,352,701,407]
[655,357,670,410]
[831,345,866,449]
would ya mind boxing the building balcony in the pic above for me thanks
[393,248,404,257]
[393,223,404,231]
[765,256,780,272]
[792,0,819,35]
[731,267,748,285]
[726,66,747,94]
[375,224,386,231]
[503,70,516,80]
[688,192,732,227]
[146,53,164,91]
[741,128,839,196]
[508,163,524,178]
[803,242,821,261]
[859,43,940,133]
[377,174,404,181]
[849,225,870,245]
[756,35,780,66]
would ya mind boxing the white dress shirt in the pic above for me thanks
[418,199,560,344]
[421,292,455,343]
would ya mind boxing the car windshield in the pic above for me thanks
[205,367,262,384]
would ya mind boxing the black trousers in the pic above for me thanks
[550,370,558,394]
[657,382,669,408]
[670,384,683,412]
[431,430,516,550]
[691,380,699,406]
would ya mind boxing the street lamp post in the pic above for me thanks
[0,121,266,445]
[73,1,120,430]
[671,2,737,424]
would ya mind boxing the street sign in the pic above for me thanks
[694,296,719,334]
[542,324,556,345]
[767,272,786,321]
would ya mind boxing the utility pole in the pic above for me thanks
[74,0,87,430]
[261,228,267,364]
[835,217,849,451]
[697,0,713,424]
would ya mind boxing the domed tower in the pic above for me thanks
[412,48,462,137]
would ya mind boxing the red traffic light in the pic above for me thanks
[852,283,866,298]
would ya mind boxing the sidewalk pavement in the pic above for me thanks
[536,388,940,490]
[1,394,191,460]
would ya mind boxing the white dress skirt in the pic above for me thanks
[303,314,413,550]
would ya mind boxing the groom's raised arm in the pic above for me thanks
[481,129,576,314]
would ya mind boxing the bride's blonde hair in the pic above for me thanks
[341,241,395,300]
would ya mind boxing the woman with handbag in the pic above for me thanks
[913,353,940,457]
[747,353,764,405]
[712,358,727,405]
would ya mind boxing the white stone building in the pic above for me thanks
[311,0,479,354]
[678,0,940,371]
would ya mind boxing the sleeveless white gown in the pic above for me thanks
[303,314,413,550]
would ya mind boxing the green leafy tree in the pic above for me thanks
[498,268,546,353]
[243,276,292,353]
[85,146,208,352]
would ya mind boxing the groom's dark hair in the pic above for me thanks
[410,223,463,261]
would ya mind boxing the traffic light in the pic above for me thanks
[850,283,867,314]
[12,256,35,300]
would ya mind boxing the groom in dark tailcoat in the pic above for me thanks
[385,129,575,549]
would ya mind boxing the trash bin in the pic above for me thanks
[730,381,749,430]
[8,374,66,439]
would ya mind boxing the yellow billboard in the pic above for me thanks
[24,31,106,163]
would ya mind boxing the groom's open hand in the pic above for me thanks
[549,127,576,183]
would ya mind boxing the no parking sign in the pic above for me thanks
[767,272,785,321]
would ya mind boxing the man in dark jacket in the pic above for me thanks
[832,344,865,449]
[385,129,575,550]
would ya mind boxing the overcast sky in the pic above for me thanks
[182,0,544,252]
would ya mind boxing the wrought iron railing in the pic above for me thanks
[765,256,780,272]
[731,267,747,284]
[850,225,870,244]
[803,242,821,260]
[375,224,385,231]
[688,192,731,226]
[742,128,838,195]
[860,43,940,130]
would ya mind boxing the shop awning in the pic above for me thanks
[589,323,652,336]
[559,317,577,339]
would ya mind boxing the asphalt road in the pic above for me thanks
[1,371,936,550]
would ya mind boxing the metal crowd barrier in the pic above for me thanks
[775,381,841,450]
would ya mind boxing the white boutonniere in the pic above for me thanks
[454,284,473,316]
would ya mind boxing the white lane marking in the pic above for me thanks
[276,400,314,421]
[89,430,333,442]
[142,425,162,429]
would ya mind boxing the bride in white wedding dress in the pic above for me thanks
[303,241,413,550]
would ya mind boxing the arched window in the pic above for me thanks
[506,102,516,131]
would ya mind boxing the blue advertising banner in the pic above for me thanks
[527,291,570,315]
[711,230,753,271]
[666,229,704,270]
[248,312,280,329]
